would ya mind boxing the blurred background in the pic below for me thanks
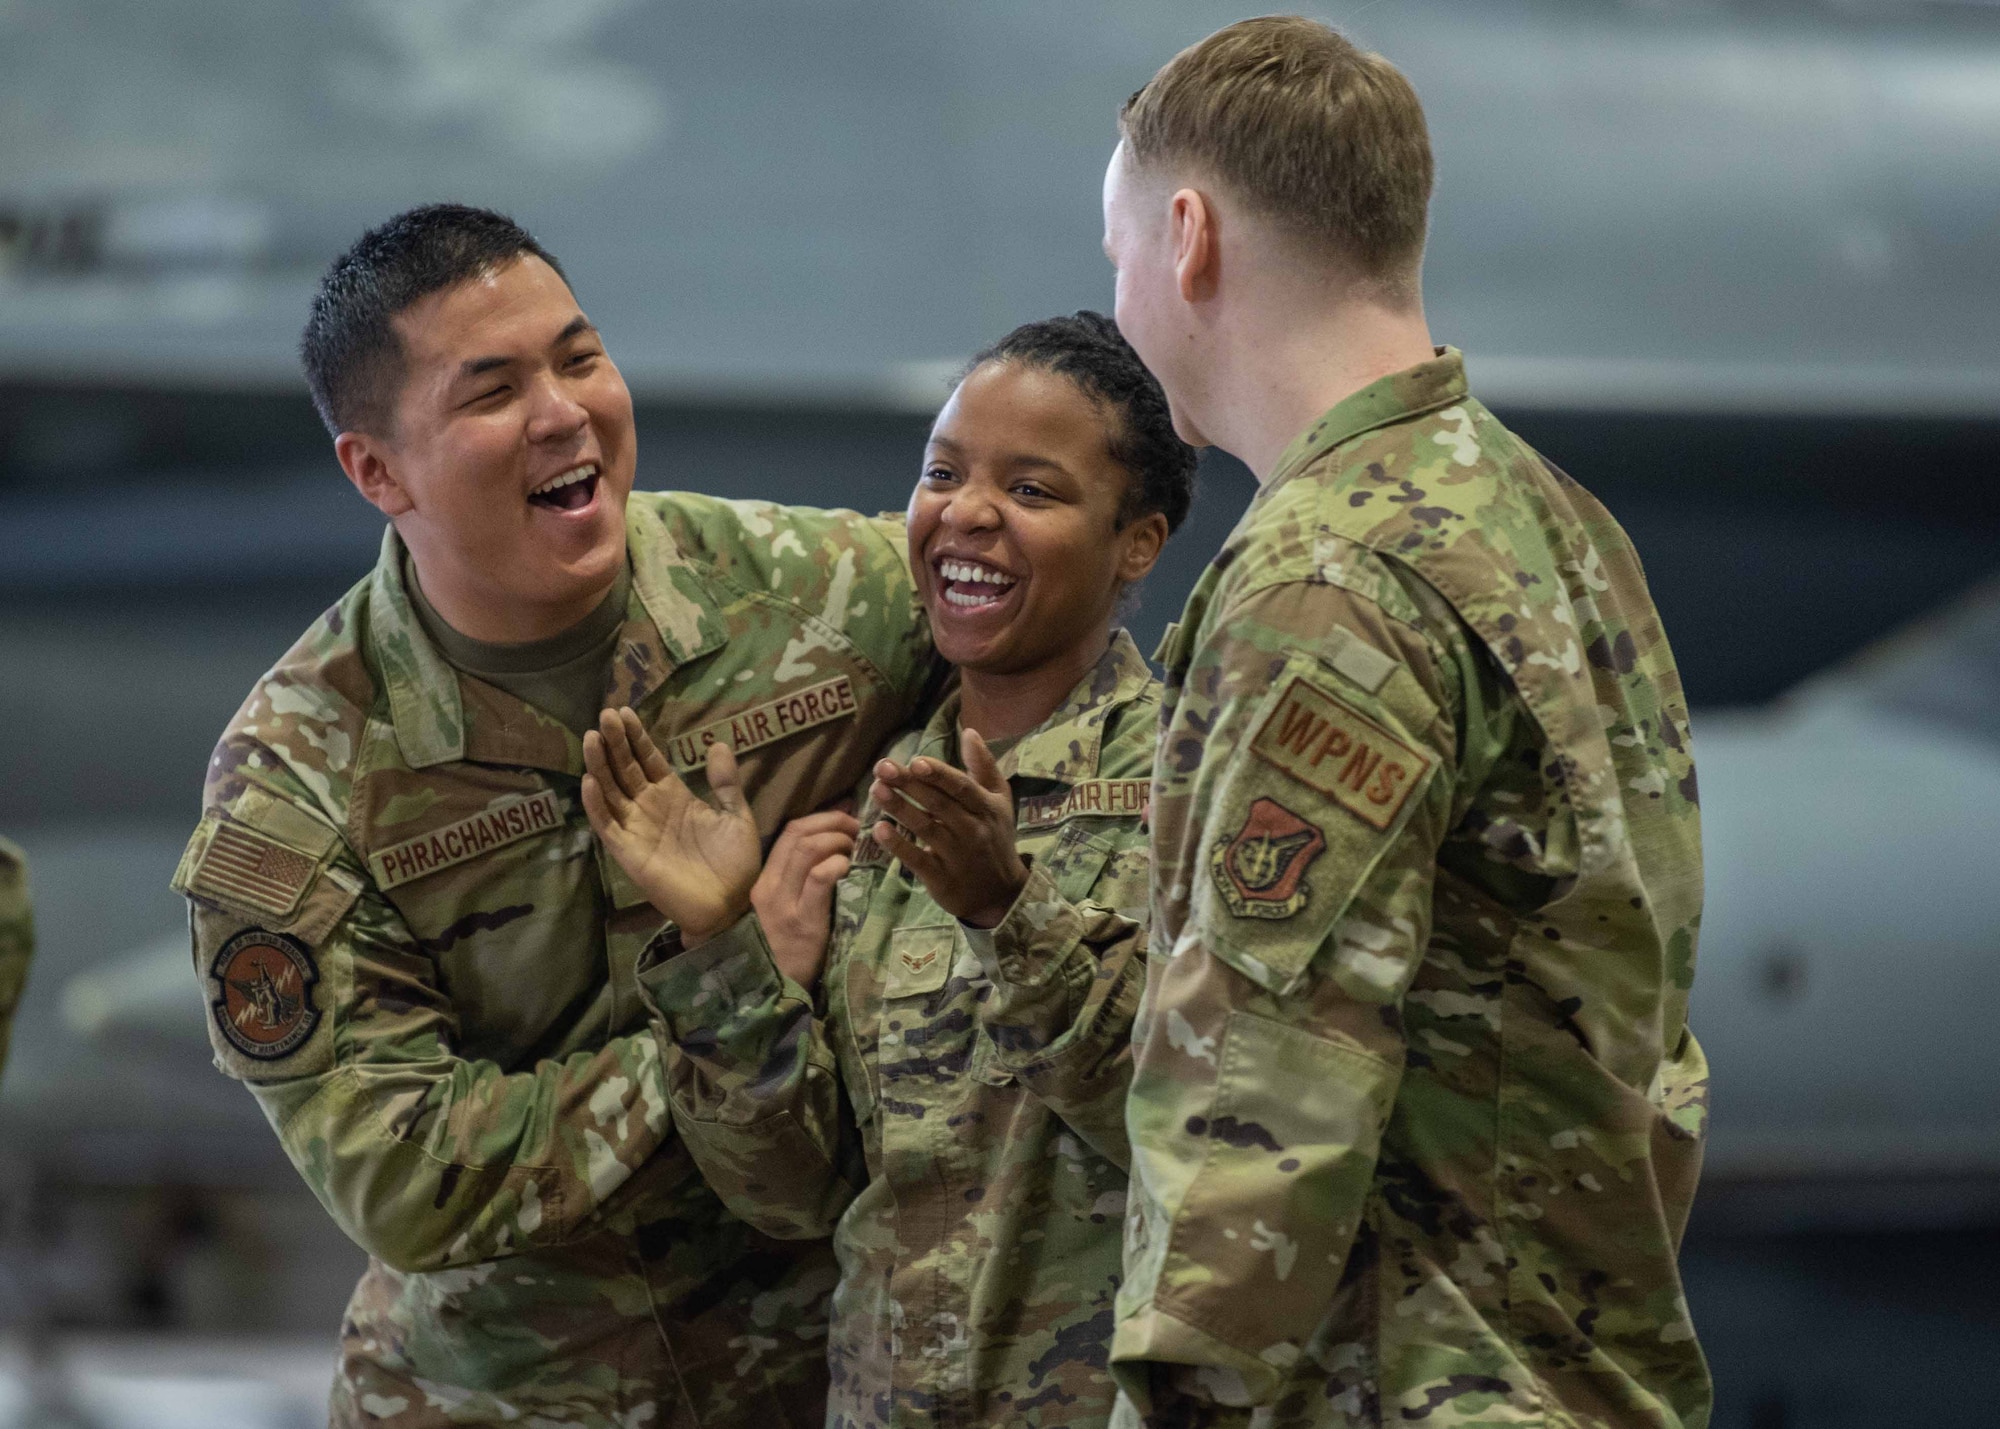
[2,0,1997,1424]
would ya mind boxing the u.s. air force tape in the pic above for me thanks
[664,676,858,773]
[371,790,563,890]
[1015,779,1150,828]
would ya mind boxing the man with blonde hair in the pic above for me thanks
[1102,17,1711,1427]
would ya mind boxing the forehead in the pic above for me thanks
[934,363,1123,473]
[393,255,580,366]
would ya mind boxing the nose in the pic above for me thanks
[939,481,1002,534]
[524,370,589,445]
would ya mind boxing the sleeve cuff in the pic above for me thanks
[638,911,789,1038]
[1110,1306,1283,1410]
[962,859,1086,989]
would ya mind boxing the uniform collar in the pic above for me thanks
[913,629,1153,787]
[366,501,728,772]
[1260,346,1470,500]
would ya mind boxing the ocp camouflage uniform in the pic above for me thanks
[1112,350,1710,1429]
[171,492,934,1429]
[650,630,1158,1429]
[0,837,32,1078]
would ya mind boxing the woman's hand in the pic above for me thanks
[581,708,760,946]
[750,811,859,988]
[869,728,1027,929]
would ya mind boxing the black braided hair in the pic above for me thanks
[966,310,1198,535]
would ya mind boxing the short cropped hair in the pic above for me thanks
[967,310,1198,536]
[301,204,568,437]
[1120,16,1433,289]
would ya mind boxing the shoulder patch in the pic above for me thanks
[208,928,321,1060]
[1250,675,1433,831]
[184,819,320,919]
[1211,797,1327,920]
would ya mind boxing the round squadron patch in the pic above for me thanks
[209,929,320,1060]
[1211,797,1327,920]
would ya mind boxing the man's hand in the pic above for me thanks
[750,812,859,988]
[582,708,760,945]
[869,728,1027,929]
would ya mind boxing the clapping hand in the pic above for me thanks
[869,728,1027,929]
[581,708,760,946]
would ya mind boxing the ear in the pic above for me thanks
[1169,188,1219,304]
[335,430,415,517]
[1115,510,1170,585]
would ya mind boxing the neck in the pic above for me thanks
[957,625,1111,744]
[1198,289,1436,485]
[403,544,619,645]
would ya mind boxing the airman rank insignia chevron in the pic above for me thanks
[209,928,320,1060]
[1212,797,1327,920]
[1251,675,1433,830]
[666,676,859,773]
[372,790,563,889]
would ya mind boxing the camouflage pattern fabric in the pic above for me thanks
[0,837,32,1079]
[1111,350,1711,1429]
[650,630,1158,1429]
[171,491,935,1429]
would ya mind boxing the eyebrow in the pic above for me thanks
[926,436,1072,479]
[456,314,599,379]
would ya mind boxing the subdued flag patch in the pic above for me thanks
[1211,797,1326,920]
[187,820,319,919]
[1251,675,1432,830]
[209,928,320,1060]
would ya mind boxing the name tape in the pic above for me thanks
[372,790,563,890]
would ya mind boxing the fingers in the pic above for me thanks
[805,852,851,890]
[618,708,673,783]
[580,771,615,832]
[873,817,942,886]
[961,728,1008,797]
[778,810,862,841]
[907,752,997,818]
[705,741,749,819]
[581,730,632,820]
[598,709,649,800]
[768,823,857,895]
[870,779,942,838]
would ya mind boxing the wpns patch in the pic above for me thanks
[209,929,320,1060]
[1212,797,1326,920]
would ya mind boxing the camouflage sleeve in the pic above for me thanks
[0,838,32,1079]
[176,769,690,1275]
[964,858,1147,1169]
[1112,577,1464,1421]
[644,913,858,1241]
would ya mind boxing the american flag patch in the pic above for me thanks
[187,820,321,917]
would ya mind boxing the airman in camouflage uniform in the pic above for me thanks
[172,491,933,1428]
[648,630,1157,1429]
[0,837,32,1078]
[1111,350,1709,1427]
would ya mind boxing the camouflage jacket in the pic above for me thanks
[1112,351,1711,1429]
[649,630,1157,1429]
[171,491,935,1429]
[0,837,31,1079]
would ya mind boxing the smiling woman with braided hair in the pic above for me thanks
[581,310,1196,1429]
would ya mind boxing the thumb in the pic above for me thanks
[707,740,750,819]
[962,727,1007,796]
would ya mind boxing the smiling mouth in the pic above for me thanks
[935,556,1020,611]
[528,463,599,512]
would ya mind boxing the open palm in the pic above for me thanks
[582,708,761,944]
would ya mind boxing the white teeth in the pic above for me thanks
[530,463,598,497]
[938,558,1015,587]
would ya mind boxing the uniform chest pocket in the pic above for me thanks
[1026,822,1119,905]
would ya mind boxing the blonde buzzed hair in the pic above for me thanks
[1120,16,1434,289]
